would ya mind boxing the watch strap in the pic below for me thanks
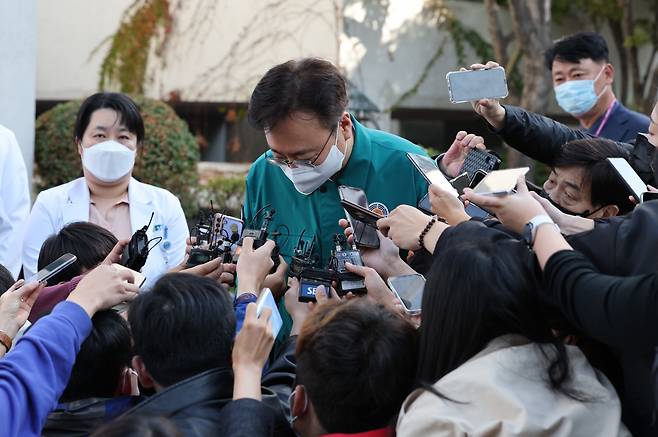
[0,330,12,352]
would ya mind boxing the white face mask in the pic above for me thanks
[81,140,136,183]
[281,125,345,195]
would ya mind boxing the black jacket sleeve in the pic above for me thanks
[217,398,275,437]
[544,250,658,351]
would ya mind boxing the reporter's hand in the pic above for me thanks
[67,264,140,317]
[102,240,129,266]
[377,205,432,250]
[462,175,546,234]
[235,237,275,297]
[284,278,313,336]
[344,262,397,308]
[467,61,506,130]
[232,303,274,400]
[177,258,237,288]
[440,131,485,177]
[0,280,44,339]
[262,257,289,299]
[429,184,470,225]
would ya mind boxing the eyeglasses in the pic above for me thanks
[266,124,339,169]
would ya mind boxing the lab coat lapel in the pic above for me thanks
[63,178,91,225]
[128,178,155,235]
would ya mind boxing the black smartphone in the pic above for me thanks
[418,193,432,214]
[338,186,380,249]
[641,192,658,202]
[460,148,502,179]
[340,200,381,226]
[469,169,488,188]
[450,172,470,195]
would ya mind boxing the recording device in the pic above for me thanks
[121,212,158,272]
[239,209,281,273]
[407,152,459,197]
[299,276,332,303]
[472,167,529,196]
[607,157,648,203]
[256,288,283,338]
[387,273,426,315]
[338,185,380,249]
[290,231,319,278]
[446,66,509,103]
[329,234,367,296]
[187,207,244,267]
[27,253,77,285]
[459,148,502,179]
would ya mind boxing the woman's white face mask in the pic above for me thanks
[82,140,136,183]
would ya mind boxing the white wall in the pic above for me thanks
[0,0,37,180]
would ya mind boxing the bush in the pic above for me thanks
[194,174,247,219]
[35,96,200,216]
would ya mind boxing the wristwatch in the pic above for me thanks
[523,215,558,245]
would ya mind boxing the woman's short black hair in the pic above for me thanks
[0,264,14,294]
[74,92,144,143]
[544,32,609,71]
[37,222,118,284]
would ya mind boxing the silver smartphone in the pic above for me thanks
[27,253,77,284]
[472,167,529,196]
[387,273,426,315]
[446,67,509,104]
[407,153,459,197]
[607,157,647,203]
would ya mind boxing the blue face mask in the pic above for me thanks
[554,67,607,116]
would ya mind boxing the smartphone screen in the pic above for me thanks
[607,158,647,202]
[447,67,509,103]
[27,253,77,284]
[387,274,426,313]
[472,167,529,196]
[407,153,459,197]
[220,215,244,250]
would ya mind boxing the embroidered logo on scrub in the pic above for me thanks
[368,202,390,217]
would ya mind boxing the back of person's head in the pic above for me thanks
[553,138,634,214]
[128,273,235,388]
[248,57,348,131]
[38,222,117,284]
[60,310,132,402]
[75,92,145,144]
[0,264,14,293]
[294,300,418,435]
[91,415,181,437]
[544,32,609,70]
[418,237,570,393]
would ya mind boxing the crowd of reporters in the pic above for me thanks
[0,30,657,437]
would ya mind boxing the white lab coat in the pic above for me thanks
[22,177,188,289]
[0,125,31,278]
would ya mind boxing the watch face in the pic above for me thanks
[522,222,534,244]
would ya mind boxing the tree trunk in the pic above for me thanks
[618,0,643,109]
[607,19,629,105]
[506,0,553,170]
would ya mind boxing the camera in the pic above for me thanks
[187,207,244,268]
[239,209,281,273]
[121,212,155,272]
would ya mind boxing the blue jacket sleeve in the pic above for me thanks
[234,294,257,334]
[0,301,92,437]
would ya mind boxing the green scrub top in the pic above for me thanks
[243,115,429,339]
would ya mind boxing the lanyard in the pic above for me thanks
[594,99,617,137]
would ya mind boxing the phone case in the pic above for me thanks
[446,67,509,104]
[459,149,502,179]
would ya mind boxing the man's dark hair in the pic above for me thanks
[0,265,14,294]
[74,92,145,143]
[296,300,418,434]
[38,222,118,284]
[91,415,181,437]
[544,32,609,71]
[248,58,348,131]
[60,310,132,402]
[554,138,634,214]
[128,274,235,387]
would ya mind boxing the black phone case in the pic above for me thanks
[460,149,501,179]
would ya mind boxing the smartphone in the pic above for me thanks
[407,153,459,197]
[446,67,509,104]
[299,277,332,303]
[338,185,380,249]
[418,188,491,218]
[607,157,647,203]
[256,288,283,339]
[470,169,488,188]
[450,172,471,195]
[459,148,502,178]
[219,215,244,251]
[472,167,529,196]
[27,253,77,284]
[340,200,382,226]
[641,192,658,202]
[387,273,426,315]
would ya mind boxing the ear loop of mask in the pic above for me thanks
[289,387,308,423]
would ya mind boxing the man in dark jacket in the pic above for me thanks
[122,273,296,437]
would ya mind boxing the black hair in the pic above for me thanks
[0,265,14,294]
[553,138,634,214]
[417,236,577,398]
[296,300,418,434]
[91,415,181,437]
[74,92,145,143]
[37,222,118,284]
[60,310,132,402]
[544,32,609,71]
[248,58,348,131]
[128,273,235,387]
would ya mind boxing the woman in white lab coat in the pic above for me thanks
[22,93,188,288]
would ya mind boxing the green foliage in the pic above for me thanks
[197,175,247,219]
[34,96,200,216]
[93,0,173,94]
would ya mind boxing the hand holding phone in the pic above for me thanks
[387,273,426,315]
[27,253,77,285]
[447,67,508,104]
[256,288,283,339]
[472,167,529,196]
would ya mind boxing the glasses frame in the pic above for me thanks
[266,123,339,169]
